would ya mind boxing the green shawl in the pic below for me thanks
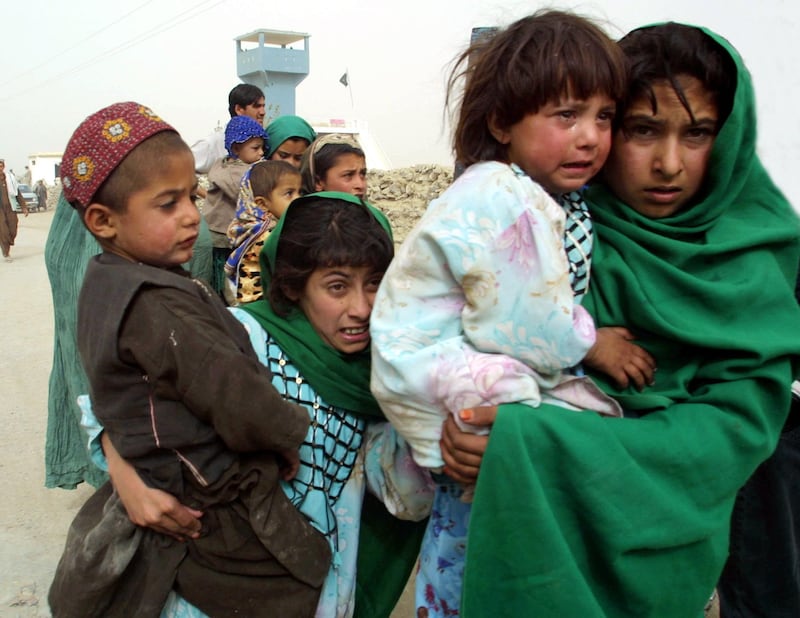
[265,115,317,159]
[240,192,425,617]
[463,26,800,618]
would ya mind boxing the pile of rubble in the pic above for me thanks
[368,163,453,243]
[43,163,455,245]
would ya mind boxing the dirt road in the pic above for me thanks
[0,209,93,617]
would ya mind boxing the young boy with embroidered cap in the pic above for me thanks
[203,114,268,296]
[48,101,330,618]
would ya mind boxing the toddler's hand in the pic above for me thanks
[583,326,656,390]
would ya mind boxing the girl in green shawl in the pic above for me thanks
[265,114,317,168]
[440,23,800,618]
[98,192,431,618]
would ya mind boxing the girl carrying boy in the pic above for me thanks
[73,191,433,618]
[369,10,638,617]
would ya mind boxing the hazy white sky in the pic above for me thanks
[3,0,799,205]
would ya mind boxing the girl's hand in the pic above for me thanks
[440,407,496,483]
[102,433,203,541]
[583,326,656,390]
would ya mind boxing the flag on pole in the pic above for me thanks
[339,71,349,87]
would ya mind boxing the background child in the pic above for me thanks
[48,102,330,617]
[265,114,317,168]
[300,133,367,196]
[369,10,631,617]
[224,159,301,305]
[202,114,266,296]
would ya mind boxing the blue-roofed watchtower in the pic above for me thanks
[235,29,310,121]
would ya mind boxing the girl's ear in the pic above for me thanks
[313,177,325,191]
[83,203,117,240]
[488,113,511,144]
[231,143,241,158]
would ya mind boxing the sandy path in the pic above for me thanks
[0,209,93,617]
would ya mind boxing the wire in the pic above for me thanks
[0,0,155,90]
[0,0,226,103]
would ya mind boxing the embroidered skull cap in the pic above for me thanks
[61,101,176,208]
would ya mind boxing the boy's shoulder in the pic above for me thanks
[83,253,200,297]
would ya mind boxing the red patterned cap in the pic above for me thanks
[61,102,176,208]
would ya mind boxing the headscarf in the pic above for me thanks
[265,115,317,158]
[464,25,800,617]
[240,191,392,418]
[224,164,278,279]
[224,116,268,158]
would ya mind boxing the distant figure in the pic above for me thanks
[34,179,47,211]
[21,165,31,186]
[190,83,266,175]
[0,158,29,262]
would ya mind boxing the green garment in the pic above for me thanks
[240,191,425,617]
[44,194,105,489]
[44,193,214,489]
[265,115,317,158]
[463,26,800,617]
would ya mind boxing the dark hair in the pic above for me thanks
[617,23,736,129]
[447,9,626,166]
[268,197,393,315]
[228,83,264,117]
[299,134,366,195]
[93,131,190,212]
[249,159,301,199]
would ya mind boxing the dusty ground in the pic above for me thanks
[0,209,94,617]
[0,193,719,617]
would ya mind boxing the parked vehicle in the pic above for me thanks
[15,184,39,212]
